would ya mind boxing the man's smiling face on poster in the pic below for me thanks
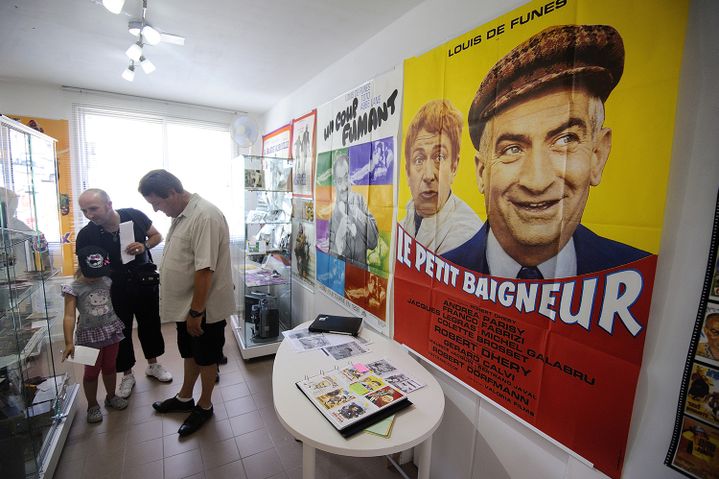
[476,86,611,262]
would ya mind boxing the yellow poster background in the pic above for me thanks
[10,115,73,275]
[398,0,688,254]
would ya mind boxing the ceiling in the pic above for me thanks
[0,0,423,114]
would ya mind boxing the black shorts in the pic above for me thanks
[176,319,227,366]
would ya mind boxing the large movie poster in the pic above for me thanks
[315,68,401,333]
[393,1,688,478]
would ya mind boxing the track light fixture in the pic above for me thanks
[104,0,184,80]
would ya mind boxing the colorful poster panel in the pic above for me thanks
[315,68,402,333]
[392,1,688,478]
[671,416,719,479]
[291,110,317,198]
[684,363,719,427]
[292,197,315,289]
[262,123,292,158]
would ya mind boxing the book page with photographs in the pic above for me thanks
[295,359,417,431]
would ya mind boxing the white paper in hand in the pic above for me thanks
[119,220,135,264]
[67,345,100,366]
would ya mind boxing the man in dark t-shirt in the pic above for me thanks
[76,189,172,398]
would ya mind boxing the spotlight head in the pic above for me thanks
[102,0,125,14]
[122,62,135,82]
[139,56,156,74]
[125,42,143,61]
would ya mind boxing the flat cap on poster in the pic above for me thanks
[468,24,625,149]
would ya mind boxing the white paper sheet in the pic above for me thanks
[67,345,100,366]
[119,220,135,264]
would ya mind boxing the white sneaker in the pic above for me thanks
[117,373,136,398]
[146,363,173,382]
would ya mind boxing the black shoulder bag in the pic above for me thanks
[131,249,160,287]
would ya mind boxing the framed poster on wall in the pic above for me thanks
[291,110,316,198]
[262,123,292,158]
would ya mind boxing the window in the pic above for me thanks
[73,105,237,260]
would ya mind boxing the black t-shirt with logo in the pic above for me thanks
[75,208,152,279]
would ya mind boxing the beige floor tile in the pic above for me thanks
[163,448,203,479]
[204,459,248,479]
[126,417,164,443]
[163,432,201,457]
[229,410,265,436]
[274,439,302,471]
[53,456,84,479]
[241,448,285,479]
[235,428,275,458]
[195,417,235,444]
[125,436,164,466]
[122,458,163,479]
[219,382,251,401]
[215,370,246,387]
[224,395,257,418]
[199,436,241,469]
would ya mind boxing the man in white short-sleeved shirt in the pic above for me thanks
[138,169,235,437]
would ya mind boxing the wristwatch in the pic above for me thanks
[144,240,150,250]
[189,309,205,318]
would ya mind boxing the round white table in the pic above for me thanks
[272,322,445,479]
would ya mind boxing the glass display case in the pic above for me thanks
[0,115,78,479]
[231,155,293,359]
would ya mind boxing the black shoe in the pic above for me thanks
[152,396,195,413]
[178,406,214,436]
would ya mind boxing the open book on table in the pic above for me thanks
[295,360,413,438]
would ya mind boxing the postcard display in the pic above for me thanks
[665,192,719,478]
[0,115,78,478]
[391,1,689,478]
[232,155,294,359]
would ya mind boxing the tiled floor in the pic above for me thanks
[53,323,417,479]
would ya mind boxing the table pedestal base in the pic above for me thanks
[302,442,316,479]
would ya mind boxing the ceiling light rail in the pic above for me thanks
[101,0,186,81]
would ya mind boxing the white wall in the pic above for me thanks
[261,0,719,478]
[0,79,236,124]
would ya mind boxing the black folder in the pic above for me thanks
[308,314,363,336]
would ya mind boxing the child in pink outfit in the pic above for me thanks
[62,245,127,423]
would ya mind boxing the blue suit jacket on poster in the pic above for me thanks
[442,223,650,276]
